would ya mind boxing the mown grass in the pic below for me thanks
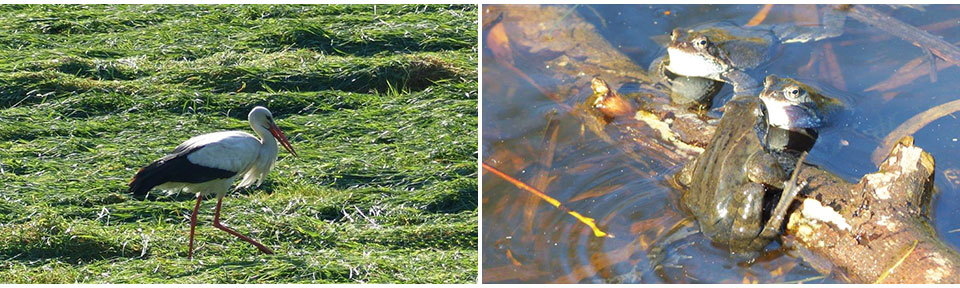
[0,4,477,283]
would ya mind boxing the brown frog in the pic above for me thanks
[675,75,819,257]
[663,10,846,98]
[757,75,826,174]
[665,22,775,83]
[665,22,775,98]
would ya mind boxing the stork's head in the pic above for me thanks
[249,106,298,157]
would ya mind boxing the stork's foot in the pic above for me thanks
[212,221,275,254]
[212,196,275,255]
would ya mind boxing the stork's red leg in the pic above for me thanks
[212,195,275,255]
[188,194,203,259]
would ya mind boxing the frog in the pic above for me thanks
[675,75,823,257]
[758,75,822,132]
[756,75,825,174]
[648,55,725,110]
[665,22,775,90]
[662,7,846,98]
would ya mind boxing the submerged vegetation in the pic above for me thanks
[0,4,477,283]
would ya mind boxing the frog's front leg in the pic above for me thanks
[731,177,799,256]
[745,150,787,190]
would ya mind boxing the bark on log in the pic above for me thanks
[786,136,960,283]
[484,4,960,283]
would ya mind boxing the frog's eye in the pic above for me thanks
[692,37,709,49]
[785,86,804,99]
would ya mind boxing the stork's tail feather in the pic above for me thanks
[129,145,203,199]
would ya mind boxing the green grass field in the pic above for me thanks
[0,4,477,283]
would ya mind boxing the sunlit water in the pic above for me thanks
[482,4,960,283]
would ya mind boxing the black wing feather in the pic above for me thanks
[128,145,238,198]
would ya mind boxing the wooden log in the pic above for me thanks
[786,136,960,283]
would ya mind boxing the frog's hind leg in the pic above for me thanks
[731,182,767,248]
[773,6,846,44]
[723,70,762,98]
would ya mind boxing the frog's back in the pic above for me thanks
[680,97,764,234]
[694,22,775,70]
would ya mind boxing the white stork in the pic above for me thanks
[128,106,297,259]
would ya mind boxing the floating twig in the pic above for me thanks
[482,162,612,238]
[523,114,561,233]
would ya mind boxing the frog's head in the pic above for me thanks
[759,75,822,130]
[666,28,730,80]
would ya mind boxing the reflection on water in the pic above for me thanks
[482,4,960,283]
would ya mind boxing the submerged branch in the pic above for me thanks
[745,4,774,27]
[842,5,960,68]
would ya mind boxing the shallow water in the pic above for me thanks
[482,4,960,283]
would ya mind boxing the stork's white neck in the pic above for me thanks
[234,114,281,189]
[250,121,279,157]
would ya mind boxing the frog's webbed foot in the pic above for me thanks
[754,103,771,148]
[647,217,699,281]
[773,6,846,44]
[676,159,697,188]
[757,151,809,240]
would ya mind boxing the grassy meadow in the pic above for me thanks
[0,4,477,283]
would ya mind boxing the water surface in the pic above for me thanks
[482,4,960,283]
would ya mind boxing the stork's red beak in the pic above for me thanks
[268,123,297,157]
